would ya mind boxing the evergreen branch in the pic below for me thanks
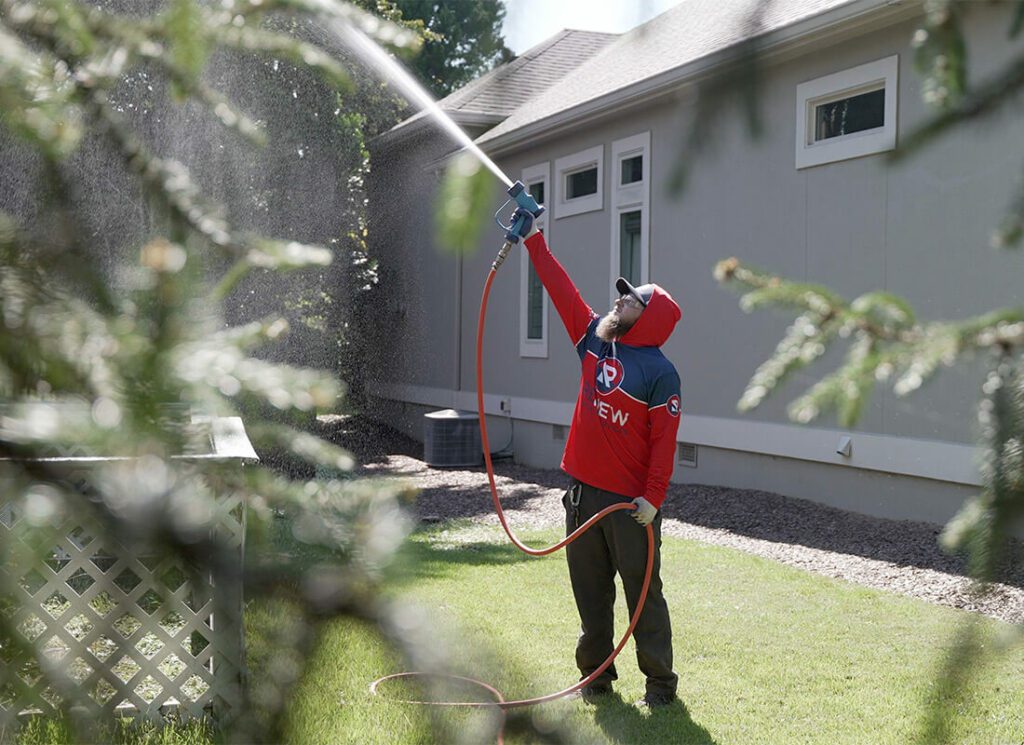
[738,312,841,413]
[175,337,341,413]
[991,165,1024,249]
[1013,1,1024,38]
[245,422,356,474]
[848,291,916,335]
[911,0,968,111]
[84,91,240,252]
[210,23,353,94]
[107,39,267,146]
[226,0,421,50]
[787,336,880,426]
[201,318,292,353]
[718,259,1024,425]
[164,0,207,94]
[0,24,82,157]
[888,322,962,396]
[237,467,415,564]
[4,2,245,253]
[892,50,1024,162]
[214,239,334,299]
[0,250,115,397]
[714,257,844,315]
[942,353,1024,582]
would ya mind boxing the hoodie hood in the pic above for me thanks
[617,284,680,347]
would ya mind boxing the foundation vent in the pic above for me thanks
[678,442,698,467]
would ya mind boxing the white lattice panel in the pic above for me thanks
[0,482,246,725]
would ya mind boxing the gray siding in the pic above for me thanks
[367,5,1022,527]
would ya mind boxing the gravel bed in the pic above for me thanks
[321,416,1024,625]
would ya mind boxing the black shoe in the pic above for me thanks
[577,684,613,703]
[635,692,676,709]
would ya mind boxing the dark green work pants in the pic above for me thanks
[563,479,678,698]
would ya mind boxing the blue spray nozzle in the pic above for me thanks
[496,180,546,245]
[508,180,545,218]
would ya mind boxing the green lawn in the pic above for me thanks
[14,520,1024,744]
[264,523,1024,745]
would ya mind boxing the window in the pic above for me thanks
[610,133,650,303]
[520,163,549,358]
[621,155,643,185]
[619,211,642,284]
[814,88,885,140]
[555,146,603,218]
[566,167,598,199]
[796,55,898,169]
[526,180,545,341]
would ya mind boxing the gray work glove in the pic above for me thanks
[631,497,657,527]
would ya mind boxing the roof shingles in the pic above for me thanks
[477,0,855,144]
[438,29,620,118]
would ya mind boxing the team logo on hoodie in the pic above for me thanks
[595,357,624,395]
[667,395,681,417]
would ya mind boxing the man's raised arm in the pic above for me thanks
[524,231,595,345]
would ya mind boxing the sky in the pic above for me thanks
[502,0,685,55]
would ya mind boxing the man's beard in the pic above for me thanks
[596,311,635,341]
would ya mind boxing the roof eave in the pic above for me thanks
[477,0,923,157]
[370,109,506,149]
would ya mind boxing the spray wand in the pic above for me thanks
[490,180,545,270]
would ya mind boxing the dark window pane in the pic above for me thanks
[619,211,642,285]
[527,263,544,340]
[814,87,885,141]
[566,167,598,199]
[528,180,545,205]
[621,155,643,184]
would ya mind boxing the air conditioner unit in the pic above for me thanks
[423,409,483,468]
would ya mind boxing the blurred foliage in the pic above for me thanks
[708,2,1024,742]
[434,150,496,256]
[0,1,543,743]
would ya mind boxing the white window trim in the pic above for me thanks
[795,55,898,169]
[555,145,603,218]
[610,132,650,305]
[520,162,550,358]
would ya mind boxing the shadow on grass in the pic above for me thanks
[391,532,537,584]
[591,693,717,745]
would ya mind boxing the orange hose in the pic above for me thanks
[473,267,655,708]
[371,265,655,741]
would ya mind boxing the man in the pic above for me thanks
[512,213,682,708]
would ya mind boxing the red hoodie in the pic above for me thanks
[525,232,682,508]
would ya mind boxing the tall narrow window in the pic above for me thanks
[619,211,642,284]
[610,133,650,304]
[520,163,550,358]
[526,180,545,341]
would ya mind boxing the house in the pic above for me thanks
[365,0,1024,531]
